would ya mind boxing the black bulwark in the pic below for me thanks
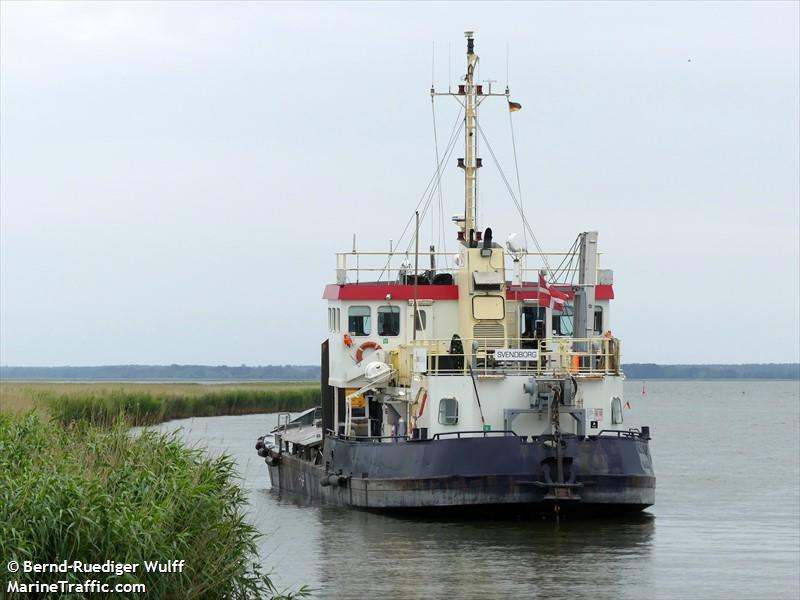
[320,339,334,435]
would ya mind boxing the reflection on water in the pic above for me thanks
[149,381,800,600]
[313,504,655,600]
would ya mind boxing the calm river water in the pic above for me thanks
[150,380,800,599]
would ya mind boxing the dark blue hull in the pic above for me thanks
[267,432,655,515]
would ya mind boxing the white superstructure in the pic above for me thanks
[322,32,627,445]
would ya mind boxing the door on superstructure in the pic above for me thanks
[520,305,546,349]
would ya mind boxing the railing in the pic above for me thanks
[335,432,410,443]
[431,430,517,439]
[596,428,649,440]
[334,251,602,286]
[336,251,458,285]
[399,336,621,378]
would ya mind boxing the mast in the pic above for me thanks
[432,32,508,241]
[463,31,479,236]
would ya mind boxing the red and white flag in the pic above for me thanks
[538,272,568,312]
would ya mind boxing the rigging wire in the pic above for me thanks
[550,236,577,281]
[508,102,528,252]
[376,108,464,281]
[431,41,436,246]
[431,92,448,264]
[394,110,462,250]
[477,122,554,279]
[550,235,581,284]
[406,120,463,254]
[404,113,463,249]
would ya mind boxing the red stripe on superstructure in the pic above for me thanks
[596,285,615,300]
[323,284,459,301]
[506,284,614,301]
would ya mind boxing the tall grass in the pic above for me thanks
[0,382,320,427]
[0,413,310,599]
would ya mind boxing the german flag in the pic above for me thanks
[508,101,522,112]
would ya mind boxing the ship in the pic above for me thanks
[256,32,655,517]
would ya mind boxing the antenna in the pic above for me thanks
[431,41,435,87]
[506,42,510,87]
[448,42,451,92]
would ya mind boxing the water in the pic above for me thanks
[148,381,800,599]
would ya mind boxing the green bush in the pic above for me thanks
[0,413,310,599]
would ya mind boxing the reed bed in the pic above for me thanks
[0,382,319,427]
[0,413,310,599]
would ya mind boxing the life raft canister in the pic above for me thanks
[355,341,383,363]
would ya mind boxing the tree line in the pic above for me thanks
[1,363,798,380]
[623,363,799,380]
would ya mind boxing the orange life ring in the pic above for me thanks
[355,341,383,363]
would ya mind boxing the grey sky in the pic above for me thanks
[1,1,798,366]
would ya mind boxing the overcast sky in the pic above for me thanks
[1,1,798,366]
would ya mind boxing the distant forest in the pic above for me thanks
[1,363,798,381]
[623,363,799,380]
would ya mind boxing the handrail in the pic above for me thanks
[398,336,622,378]
[432,430,518,440]
[277,412,292,432]
[336,433,410,442]
[334,250,603,286]
[595,428,647,439]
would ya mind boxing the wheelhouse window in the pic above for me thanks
[377,305,400,336]
[348,306,371,336]
[438,397,458,425]
[329,308,342,332]
[552,303,574,336]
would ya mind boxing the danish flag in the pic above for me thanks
[538,272,568,312]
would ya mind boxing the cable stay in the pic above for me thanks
[476,122,555,280]
[431,88,449,267]
[549,234,582,285]
[376,108,464,282]
[400,115,463,256]
[507,105,527,253]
